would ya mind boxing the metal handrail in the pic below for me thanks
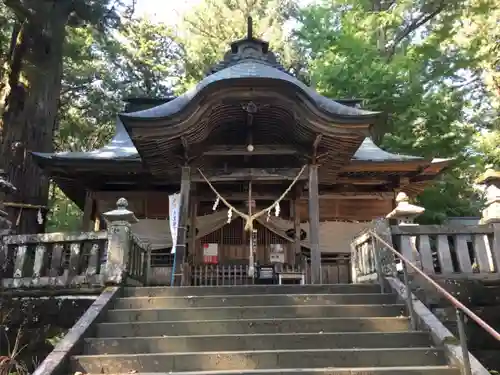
[367,230,500,375]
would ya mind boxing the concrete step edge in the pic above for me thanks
[123,284,375,290]
[73,347,441,359]
[115,293,394,300]
[108,304,405,312]
[79,366,458,375]
[97,316,410,326]
[85,331,427,342]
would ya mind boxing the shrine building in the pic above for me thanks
[32,19,450,284]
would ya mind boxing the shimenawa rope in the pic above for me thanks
[197,165,307,231]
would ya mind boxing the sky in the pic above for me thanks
[132,0,206,24]
[131,0,313,25]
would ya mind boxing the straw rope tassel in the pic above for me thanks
[197,165,307,231]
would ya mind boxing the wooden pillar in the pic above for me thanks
[188,190,198,263]
[248,181,255,276]
[308,164,321,284]
[175,166,191,286]
[82,191,93,231]
[92,199,101,231]
[292,193,301,267]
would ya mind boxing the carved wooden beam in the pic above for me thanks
[341,160,428,172]
[335,177,389,185]
[203,144,300,156]
[196,191,394,200]
[192,168,308,182]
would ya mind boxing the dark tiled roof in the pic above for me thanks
[121,60,378,122]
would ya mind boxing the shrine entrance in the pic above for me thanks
[31,18,451,288]
[118,19,378,284]
[194,218,293,266]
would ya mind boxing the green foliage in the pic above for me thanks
[57,26,119,153]
[295,0,499,222]
[50,14,185,225]
[7,0,499,228]
[109,18,183,97]
[177,0,306,90]
[45,184,82,233]
[475,130,500,170]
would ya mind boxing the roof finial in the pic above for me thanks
[247,15,253,39]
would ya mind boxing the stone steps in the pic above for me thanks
[96,316,412,337]
[84,331,432,354]
[78,368,459,375]
[70,284,460,375]
[121,284,383,297]
[71,347,447,373]
[113,293,397,309]
[106,304,406,322]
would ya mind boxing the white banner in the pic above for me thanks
[169,193,180,254]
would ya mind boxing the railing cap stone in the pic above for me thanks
[476,169,500,186]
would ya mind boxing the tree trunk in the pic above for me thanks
[1,3,70,234]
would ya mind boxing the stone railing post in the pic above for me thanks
[0,170,16,236]
[477,170,500,265]
[386,192,425,271]
[102,198,138,284]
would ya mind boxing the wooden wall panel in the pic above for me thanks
[297,198,392,222]
[95,191,393,223]
[95,191,170,219]
[145,193,169,219]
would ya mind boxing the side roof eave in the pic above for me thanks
[31,117,141,170]
[352,138,423,162]
[343,139,454,175]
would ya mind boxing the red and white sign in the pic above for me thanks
[203,243,219,264]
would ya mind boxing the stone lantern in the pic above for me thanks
[386,192,425,225]
[386,191,425,272]
[102,198,138,283]
[476,169,500,224]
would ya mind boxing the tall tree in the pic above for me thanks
[0,3,15,115]
[0,0,126,233]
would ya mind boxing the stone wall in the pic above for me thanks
[0,296,94,373]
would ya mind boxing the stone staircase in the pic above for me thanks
[70,284,461,374]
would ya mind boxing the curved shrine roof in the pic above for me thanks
[120,60,378,123]
[32,116,442,164]
[32,18,451,197]
[120,17,378,125]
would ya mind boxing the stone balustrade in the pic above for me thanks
[351,170,500,282]
[0,198,145,290]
